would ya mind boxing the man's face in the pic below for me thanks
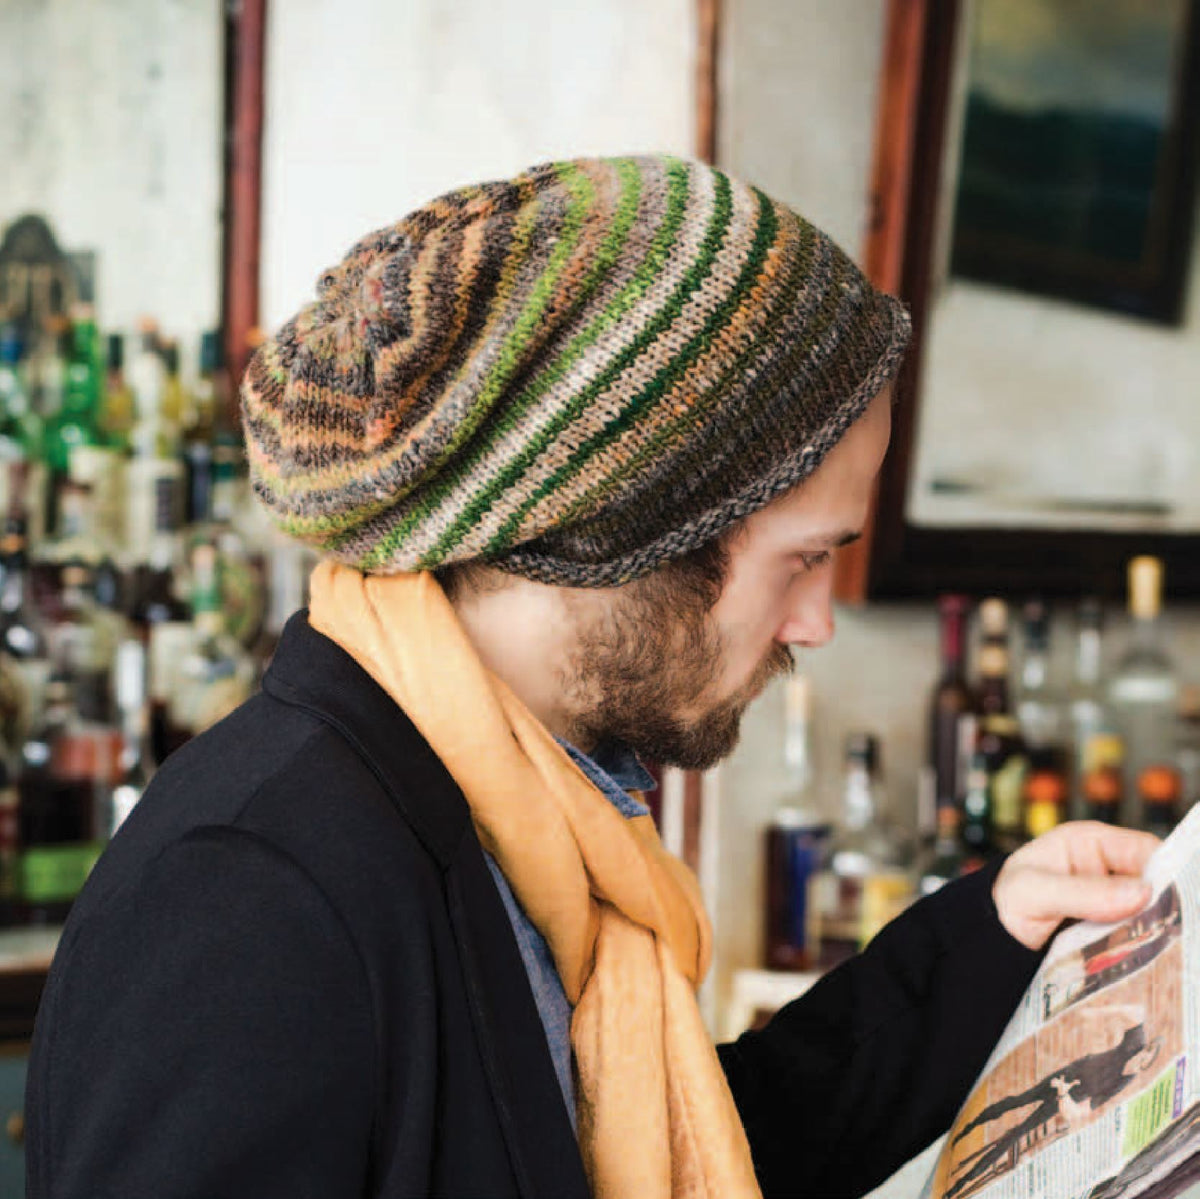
[565,393,892,769]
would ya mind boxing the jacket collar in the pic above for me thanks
[262,609,470,868]
[261,610,591,1199]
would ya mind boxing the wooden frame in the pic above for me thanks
[844,0,1200,602]
[221,0,268,420]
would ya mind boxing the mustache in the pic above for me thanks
[748,643,796,692]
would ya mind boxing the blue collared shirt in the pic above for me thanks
[482,739,656,1130]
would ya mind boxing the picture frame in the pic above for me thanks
[947,0,1200,326]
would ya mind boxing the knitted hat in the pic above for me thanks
[242,154,910,587]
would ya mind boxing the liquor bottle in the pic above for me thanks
[811,733,911,968]
[158,339,185,458]
[763,676,830,971]
[0,321,43,469]
[0,488,52,728]
[100,333,135,453]
[1068,599,1113,820]
[50,562,116,724]
[110,639,152,836]
[0,754,18,925]
[16,676,120,925]
[1023,766,1067,839]
[1139,766,1180,840]
[162,543,255,750]
[128,320,166,461]
[960,749,993,865]
[1176,685,1200,816]
[187,330,221,445]
[1109,557,1179,827]
[44,479,100,566]
[1081,733,1124,825]
[975,598,1029,853]
[67,444,124,558]
[919,802,973,896]
[43,304,101,479]
[928,595,975,820]
[1016,599,1070,827]
[128,470,188,634]
[207,438,266,649]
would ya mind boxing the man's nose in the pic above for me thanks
[778,573,836,649]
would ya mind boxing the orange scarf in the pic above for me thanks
[308,562,761,1199]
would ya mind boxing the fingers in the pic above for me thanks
[1023,867,1151,926]
[995,863,1153,949]
[1070,824,1161,878]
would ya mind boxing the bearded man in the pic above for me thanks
[26,155,1156,1199]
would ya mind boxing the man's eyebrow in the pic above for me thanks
[814,529,863,550]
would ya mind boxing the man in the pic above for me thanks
[26,155,1156,1199]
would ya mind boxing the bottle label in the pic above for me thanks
[990,754,1029,834]
[20,843,103,903]
[1026,800,1062,840]
[861,872,913,946]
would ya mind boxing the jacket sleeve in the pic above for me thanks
[718,858,1044,1199]
[25,825,377,1199]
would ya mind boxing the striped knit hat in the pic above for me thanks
[242,154,910,586]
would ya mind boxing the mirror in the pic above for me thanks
[1,0,225,372]
[861,0,1200,599]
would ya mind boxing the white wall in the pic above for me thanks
[710,0,1200,1032]
[0,0,223,350]
[260,0,696,329]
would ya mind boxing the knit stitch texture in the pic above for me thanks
[242,154,910,585]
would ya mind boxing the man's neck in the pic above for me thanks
[446,571,589,749]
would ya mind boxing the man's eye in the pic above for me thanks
[798,551,833,571]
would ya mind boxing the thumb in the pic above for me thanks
[997,867,1151,950]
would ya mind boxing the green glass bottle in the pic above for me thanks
[0,322,43,464]
[99,333,135,453]
[44,305,102,477]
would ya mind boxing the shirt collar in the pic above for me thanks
[555,737,655,819]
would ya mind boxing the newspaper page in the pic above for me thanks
[921,806,1200,1199]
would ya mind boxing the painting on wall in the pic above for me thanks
[948,0,1200,325]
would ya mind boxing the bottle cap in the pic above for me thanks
[1022,598,1050,648]
[1138,765,1181,805]
[1128,556,1164,622]
[1024,769,1066,807]
[1083,766,1122,806]
[979,597,1008,638]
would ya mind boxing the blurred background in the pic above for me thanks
[0,1,1198,1188]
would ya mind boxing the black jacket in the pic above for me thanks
[25,612,1041,1199]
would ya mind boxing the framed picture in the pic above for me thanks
[948,0,1200,325]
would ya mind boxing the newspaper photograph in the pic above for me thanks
[923,806,1200,1199]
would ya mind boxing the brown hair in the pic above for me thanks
[434,520,745,609]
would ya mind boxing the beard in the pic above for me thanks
[563,582,795,771]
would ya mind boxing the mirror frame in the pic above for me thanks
[837,0,1200,604]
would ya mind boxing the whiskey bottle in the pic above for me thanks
[1109,557,1179,827]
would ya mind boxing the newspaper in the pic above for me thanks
[921,805,1200,1199]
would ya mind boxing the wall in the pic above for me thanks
[710,0,1200,1031]
[0,0,223,352]
[260,0,696,329]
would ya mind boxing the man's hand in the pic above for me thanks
[993,822,1159,950]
